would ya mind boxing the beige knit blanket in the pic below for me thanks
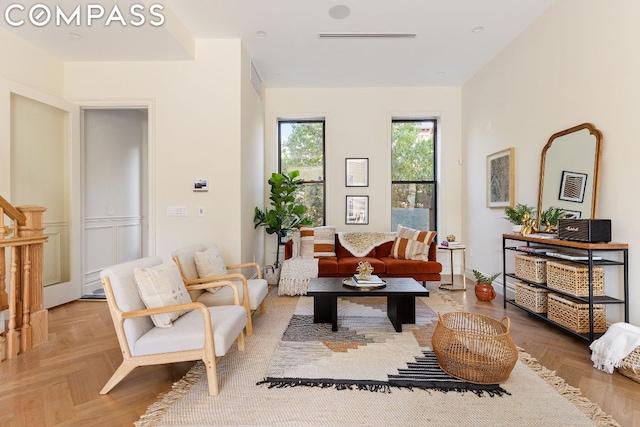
[278,257,318,296]
[337,232,396,257]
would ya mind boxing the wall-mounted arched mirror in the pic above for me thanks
[537,123,602,229]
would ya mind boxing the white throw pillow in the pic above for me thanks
[133,262,192,328]
[194,245,229,293]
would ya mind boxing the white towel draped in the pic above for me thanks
[589,322,640,374]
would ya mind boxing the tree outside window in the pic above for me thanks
[279,120,325,227]
[391,120,437,232]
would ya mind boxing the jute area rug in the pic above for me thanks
[136,289,619,427]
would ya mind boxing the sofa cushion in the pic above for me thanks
[194,245,229,294]
[382,257,442,275]
[337,257,386,275]
[300,226,337,258]
[317,257,339,275]
[390,225,436,261]
[133,262,192,328]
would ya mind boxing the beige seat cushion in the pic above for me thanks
[133,262,192,328]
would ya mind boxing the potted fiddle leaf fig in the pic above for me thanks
[254,170,313,271]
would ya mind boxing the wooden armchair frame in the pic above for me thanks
[101,276,244,396]
[173,258,267,336]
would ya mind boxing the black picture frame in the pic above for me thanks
[346,195,368,224]
[345,158,369,187]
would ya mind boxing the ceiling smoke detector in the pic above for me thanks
[328,5,351,19]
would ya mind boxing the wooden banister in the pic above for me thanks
[1,196,48,361]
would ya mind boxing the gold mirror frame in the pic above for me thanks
[537,123,602,229]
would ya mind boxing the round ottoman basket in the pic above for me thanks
[431,312,518,384]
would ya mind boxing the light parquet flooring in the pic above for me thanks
[0,280,639,427]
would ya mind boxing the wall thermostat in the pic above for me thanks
[193,179,208,192]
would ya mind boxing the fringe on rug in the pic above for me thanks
[256,378,509,397]
[517,348,621,427]
[134,362,206,427]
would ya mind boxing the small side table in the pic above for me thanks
[438,246,467,291]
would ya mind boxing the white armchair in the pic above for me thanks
[99,256,246,396]
[172,244,268,336]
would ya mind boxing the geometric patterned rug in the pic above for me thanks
[258,296,508,396]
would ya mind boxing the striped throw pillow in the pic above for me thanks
[312,226,336,258]
[390,224,436,261]
[299,227,315,259]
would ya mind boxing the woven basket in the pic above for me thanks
[618,347,640,383]
[515,281,549,313]
[547,293,606,333]
[431,312,518,384]
[514,254,547,283]
[546,260,604,297]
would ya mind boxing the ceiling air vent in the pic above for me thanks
[318,32,416,39]
[250,61,263,99]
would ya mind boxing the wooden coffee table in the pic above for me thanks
[306,277,429,332]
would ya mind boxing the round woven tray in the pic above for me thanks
[431,312,518,384]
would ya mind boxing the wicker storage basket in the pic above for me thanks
[547,293,606,333]
[431,312,518,384]
[515,281,549,313]
[618,347,640,383]
[546,260,605,297]
[514,254,547,283]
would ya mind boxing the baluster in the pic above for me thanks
[21,246,31,353]
[6,246,18,359]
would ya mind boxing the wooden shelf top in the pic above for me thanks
[503,233,628,250]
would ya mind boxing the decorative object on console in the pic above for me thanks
[472,269,499,301]
[558,218,611,243]
[504,203,536,234]
[486,147,515,208]
[446,234,456,242]
[539,206,564,233]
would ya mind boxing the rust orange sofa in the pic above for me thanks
[284,233,442,285]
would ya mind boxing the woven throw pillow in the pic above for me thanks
[133,262,192,328]
[312,226,336,258]
[390,224,436,261]
[194,245,229,294]
[299,227,315,259]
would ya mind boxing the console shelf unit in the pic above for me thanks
[502,233,628,342]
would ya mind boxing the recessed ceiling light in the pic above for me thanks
[257,30,267,37]
[68,32,82,39]
[472,26,484,33]
[328,5,351,19]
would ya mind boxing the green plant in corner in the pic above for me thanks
[254,170,313,268]
[472,269,500,284]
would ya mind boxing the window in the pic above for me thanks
[278,119,325,226]
[391,119,437,232]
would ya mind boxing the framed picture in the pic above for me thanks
[346,195,369,224]
[562,209,582,219]
[486,148,515,208]
[345,158,369,187]
[559,171,587,203]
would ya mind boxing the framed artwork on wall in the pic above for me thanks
[345,158,369,187]
[486,147,515,208]
[559,171,587,203]
[346,195,368,224]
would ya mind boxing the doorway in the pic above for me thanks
[82,108,149,296]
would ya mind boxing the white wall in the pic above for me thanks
[462,0,640,324]
[65,39,246,263]
[240,44,266,269]
[264,87,463,266]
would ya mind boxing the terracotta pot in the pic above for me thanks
[475,282,496,301]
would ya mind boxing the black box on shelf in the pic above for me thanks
[557,219,611,243]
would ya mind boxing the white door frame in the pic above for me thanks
[77,99,156,293]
